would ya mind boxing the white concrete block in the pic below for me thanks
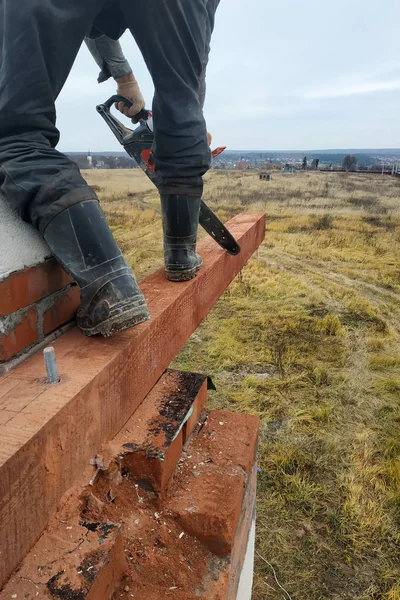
[0,194,51,280]
[236,518,256,600]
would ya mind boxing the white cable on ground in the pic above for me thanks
[255,550,293,600]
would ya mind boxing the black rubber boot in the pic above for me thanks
[160,195,203,282]
[43,199,150,337]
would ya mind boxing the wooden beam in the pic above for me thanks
[0,212,265,588]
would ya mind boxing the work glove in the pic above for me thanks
[207,132,212,146]
[116,77,145,122]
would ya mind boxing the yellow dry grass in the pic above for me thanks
[84,167,400,599]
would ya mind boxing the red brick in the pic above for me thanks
[171,468,245,554]
[109,370,207,496]
[206,411,259,477]
[43,285,80,335]
[130,572,229,600]
[0,259,73,316]
[0,515,126,600]
[183,379,208,444]
[122,429,184,495]
[130,585,201,600]
[168,411,260,555]
[0,306,38,362]
[228,465,257,599]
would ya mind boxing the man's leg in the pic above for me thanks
[0,0,150,335]
[119,0,219,193]
[0,0,101,230]
[119,0,220,280]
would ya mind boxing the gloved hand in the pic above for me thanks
[116,76,145,122]
[207,132,212,146]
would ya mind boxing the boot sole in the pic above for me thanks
[79,302,150,338]
[166,263,202,282]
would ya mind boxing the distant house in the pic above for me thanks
[282,165,296,173]
[259,172,271,181]
[235,160,248,170]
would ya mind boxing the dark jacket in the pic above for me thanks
[88,2,127,40]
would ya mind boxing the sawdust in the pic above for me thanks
[81,463,219,598]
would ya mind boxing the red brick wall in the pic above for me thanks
[0,259,79,364]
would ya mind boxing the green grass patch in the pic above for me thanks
[87,169,400,600]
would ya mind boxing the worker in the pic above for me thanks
[0,0,220,337]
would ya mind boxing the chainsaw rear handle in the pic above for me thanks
[97,95,149,122]
[96,95,150,145]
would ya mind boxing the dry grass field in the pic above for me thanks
[83,168,400,599]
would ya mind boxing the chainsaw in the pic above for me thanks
[96,95,240,256]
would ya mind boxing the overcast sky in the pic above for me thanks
[56,0,400,152]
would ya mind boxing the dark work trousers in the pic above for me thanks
[0,0,218,234]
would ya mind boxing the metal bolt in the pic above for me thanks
[43,347,59,384]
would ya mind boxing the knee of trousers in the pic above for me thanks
[33,186,99,236]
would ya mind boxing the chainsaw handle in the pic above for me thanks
[100,94,133,110]
[97,95,150,122]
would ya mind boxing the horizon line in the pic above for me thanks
[63,147,400,154]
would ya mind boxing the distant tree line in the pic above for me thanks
[67,154,137,169]
[304,154,358,171]
[308,153,372,168]
[302,157,319,170]
[342,154,357,171]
